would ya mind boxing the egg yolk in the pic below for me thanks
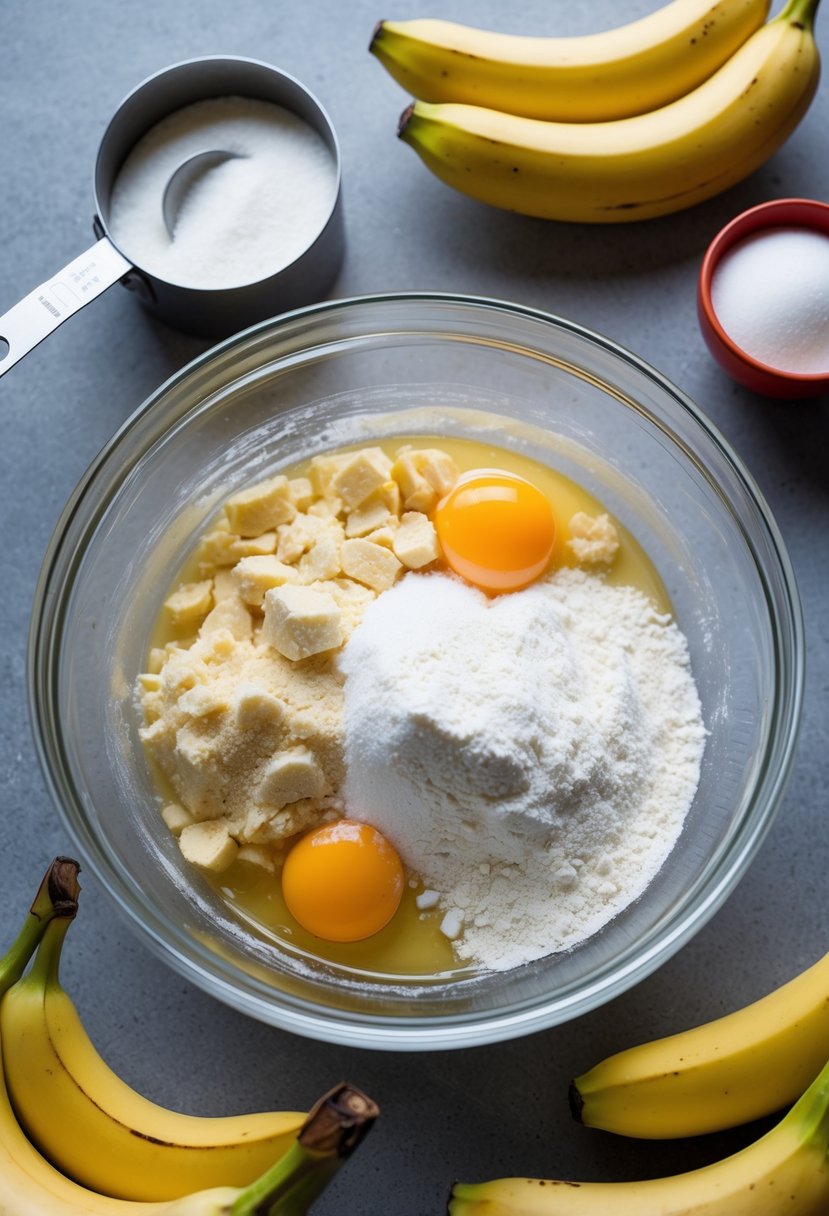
[281,819,404,942]
[434,469,556,593]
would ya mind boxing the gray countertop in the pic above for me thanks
[2,2,828,1212]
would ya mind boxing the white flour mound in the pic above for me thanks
[339,570,705,971]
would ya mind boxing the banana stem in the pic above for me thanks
[229,1084,379,1216]
[0,857,80,993]
[27,909,73,990]
[779,0,821,28]
[789,1053,829,1147]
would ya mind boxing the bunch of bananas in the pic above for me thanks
[448,948,829,1211]
[0,859,378,1216]
[371,0,822,222]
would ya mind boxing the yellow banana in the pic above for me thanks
[397,0,821,224]
[0,864,377,1216]
[371,0,770,122]
[0,915,305,1201]
[0,1064,373,1216]
[0,862,233,1214]
[572,946,829,1138]
[449,1051,829,1215]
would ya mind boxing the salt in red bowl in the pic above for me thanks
[698,198,829,400]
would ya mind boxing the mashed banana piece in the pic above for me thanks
[138,446,457,871]
[566,511,620,564]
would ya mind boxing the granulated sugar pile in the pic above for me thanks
[711,226,829,375]
[109,96,337,290]
[339,569,705,971]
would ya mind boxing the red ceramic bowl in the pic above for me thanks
[698,198,829,400]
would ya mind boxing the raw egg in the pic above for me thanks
[434,469,556,593]
[281,819,404,942]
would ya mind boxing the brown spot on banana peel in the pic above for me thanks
[527,1179,583,1189]
[598,167,754,211]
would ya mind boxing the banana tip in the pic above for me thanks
[301,1082,379,1158]
[568,1080,585,1124]
[369,19,385,53]
[398,103,414,139]
[46,857,81,917]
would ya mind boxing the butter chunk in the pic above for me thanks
[288,477,314,511]
[227,531,277,561]
[245,800,319,845]
[139,715,175,755]
[307,495,343,520]
[392,447,459,513]
[165,580,213,626]
[234,685,289,731]
[236,843,276,872]
[309,452,351,499]
[308,578,376,641]
[197,528,239,568]
[177,684,231,719]
[331,447,393,509]
[298,532,342,583]
[277,512,340,564]
[161,802,194,836]
[256,745,327,809]
[198,626,238,662]
[345,481,401,538]
[415,448,459,496]
[225,476,297,536]
[262,584,343,660]
[147,647,167,675]
[340,538,402,592]
[232,555,298,607]
[199,593,252,642]
[178,820,238,872]
[567,512,620,565]
[365,525,397,549]
[212,569,238,603]
[393,511,440,569]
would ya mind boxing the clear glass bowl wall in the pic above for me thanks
[29,295,803,1049]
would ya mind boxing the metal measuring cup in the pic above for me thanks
[0,56,344,379]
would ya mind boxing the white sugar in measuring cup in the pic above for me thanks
[0,57,343,379]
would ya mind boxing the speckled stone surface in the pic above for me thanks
[1,2,828,1212]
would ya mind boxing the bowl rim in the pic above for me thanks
[28,291,805,1049]
[698,197,829,389]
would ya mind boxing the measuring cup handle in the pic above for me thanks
[0,237,133,379]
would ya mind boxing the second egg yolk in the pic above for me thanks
[434,469,556,593]
[281,819,404,942]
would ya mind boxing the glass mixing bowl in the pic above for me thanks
[29,294,803,1050]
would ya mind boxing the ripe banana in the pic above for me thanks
[0,1060,371,1216]
[449,1051,829,1215]
[0,864,378,1216]
[0,862,234,1214]
[572,945,829,1138]
[371,0,770,122]
[0,914,305,1201]
[397,0,821,224]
